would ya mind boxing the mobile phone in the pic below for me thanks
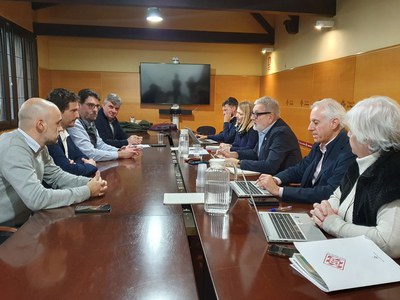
[267,244,299,257]
[247,197,280,206]
[75,204,111,214]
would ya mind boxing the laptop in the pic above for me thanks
[258,211,327,243]
[230,181,274,198]
[185,127,218,145]
[236,179,326,243]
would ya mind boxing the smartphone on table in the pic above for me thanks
[74,204,111,214]
[267,244,299,257]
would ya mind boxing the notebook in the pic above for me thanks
[185,127,218,145]
[235,179,327,243]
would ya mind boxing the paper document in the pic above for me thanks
[226,167,260,176]
[163,193,204,204]
[290,235,400,292]
[188,147,209,155]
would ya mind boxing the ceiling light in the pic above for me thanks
[146,7,163,23]
[315,20,335,30]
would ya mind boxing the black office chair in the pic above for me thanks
[196,126,216,136]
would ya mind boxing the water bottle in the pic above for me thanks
[204,159,231,215]
[178,129,189,158]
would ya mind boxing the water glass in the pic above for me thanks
[157,132,164,144]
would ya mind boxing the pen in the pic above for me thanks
[268,205,292,212]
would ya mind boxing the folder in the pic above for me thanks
[290,235,400,292]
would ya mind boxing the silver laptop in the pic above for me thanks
[236,179,326,243]
[230,181,273,198]
[258,211,327,243]
[185,127,218,145]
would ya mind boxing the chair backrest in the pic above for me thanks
[0,226,17,245]
[196,126,216,135]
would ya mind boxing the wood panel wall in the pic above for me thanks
[38,44,400,157]
[38,69,260,133]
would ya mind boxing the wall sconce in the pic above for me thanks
[146,7,163,23]
[261,47,274,54]
[315,20,335,30]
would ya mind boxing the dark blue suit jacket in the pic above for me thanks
[230,127,258,151]
[276,129,356,203]
[237,118,301,174]
[47,136,98,177]
[207,117,237,144]
[95,108,128,148]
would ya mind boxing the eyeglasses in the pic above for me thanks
[251,111,271,119]
[84,103,101,110]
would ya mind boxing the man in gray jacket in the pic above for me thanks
[0,98,107,226]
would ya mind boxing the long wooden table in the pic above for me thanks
[2,132,400,299]
[0,134,198,300]
[178,150,400,300]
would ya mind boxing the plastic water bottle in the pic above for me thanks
[204,159,231,215]
[178,129,189,158]
[196,163,207,188]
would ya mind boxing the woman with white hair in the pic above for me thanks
[311,95,400,258]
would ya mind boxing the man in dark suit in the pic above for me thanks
[197,96,238,144]
[256,98,356,203]
[46,88,98,177]
[95,93,142,148]
[223,96,301,174]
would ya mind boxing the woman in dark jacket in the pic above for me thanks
[217,101,258,153]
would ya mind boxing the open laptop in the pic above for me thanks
[258,211,327,243]
[185,127,218,145]
[237,179,326,243]
[230,181,274,198]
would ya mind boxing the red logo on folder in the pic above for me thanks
[324,253,346,270]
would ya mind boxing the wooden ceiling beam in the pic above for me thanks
[33,23,274,44]
[29,0,336,16]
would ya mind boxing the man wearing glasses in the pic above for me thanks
[223,96,301,174]
[68,89,140,162]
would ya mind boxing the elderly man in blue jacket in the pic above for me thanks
[256,98,356,204]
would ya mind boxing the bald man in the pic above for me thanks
[0,98,107,226]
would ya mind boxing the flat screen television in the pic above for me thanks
[139,62,211,105]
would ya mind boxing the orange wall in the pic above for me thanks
[39,69,260,133]
[261,46,400,155]
[39,44,400,157]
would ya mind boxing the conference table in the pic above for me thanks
[1,131,400,299]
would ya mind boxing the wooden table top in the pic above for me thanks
[178,152,400,300]
[0,135,198,300]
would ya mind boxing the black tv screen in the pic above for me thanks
[140,63,211,105]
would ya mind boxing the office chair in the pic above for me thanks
[0,226,17,245]
[196,126,216,136]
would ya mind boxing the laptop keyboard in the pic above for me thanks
[269,213,306,241]
[236,181,263,195]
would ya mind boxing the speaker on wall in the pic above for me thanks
[284,15,299,34]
